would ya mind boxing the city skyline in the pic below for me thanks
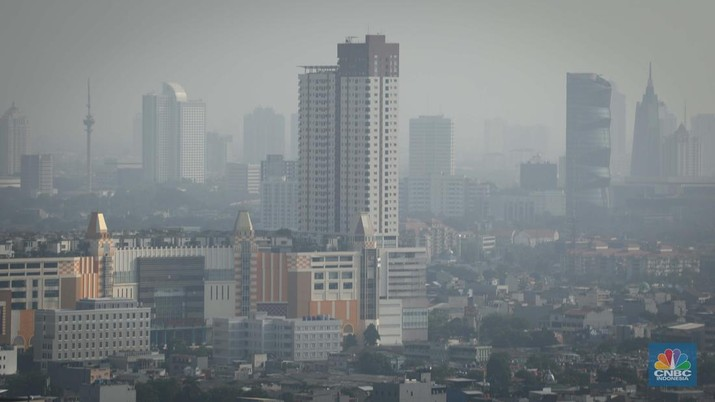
[1,1,713,167]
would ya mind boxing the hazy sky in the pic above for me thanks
[1,0,714,165]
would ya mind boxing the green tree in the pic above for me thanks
[363,323,381,346]
[486,352,512,397]
[356,350,395,375]
[343,334,358,350]
[428,309,450,341]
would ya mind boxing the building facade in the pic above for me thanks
[631,66,662,178]
[663,124,701,177]
[0,103,29,176]
[409,115,454,177]
[20,154,53,196]
[243,107,285,164]
[142,82,206,183]
[299,35,399,241]
[213,313,341,365]
[565,73,611,227]
[34,298,150,364]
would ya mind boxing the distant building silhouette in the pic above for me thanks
[663,124,701,177]
[565,73,611,227]
[260,155,299,231]
[142,82,206,183]
[609,83,628,178]
[691,114,715,176]
[0,103,29,176]
[299,34,399,243]
[243,107,285,164]
[631,65,662,178]
[205,132,231,180]
[21,154,53,197]
[520,157,557,191]
[409,115,454,177]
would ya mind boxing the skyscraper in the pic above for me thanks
[243,107,285,164]
[299,34,399,242]
[409,115,454,177]
[565,73,611,226]
[631,65,661,178]
[0,103,29,176]
[142,82,206,183]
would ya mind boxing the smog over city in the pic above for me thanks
[1,1,715,401]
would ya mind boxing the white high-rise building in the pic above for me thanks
[299,35,399,242]
[0,103,29,176]
[409,115,454,177]
[142,82,205,183]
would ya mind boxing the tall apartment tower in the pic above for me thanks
[0,103,29,176]
[299,34,399,242]
[631,65,662,178]
[143,82,206,183]
[243,107,285,164]
[86,212,114,298]
[565,73,611,227]
[234,211,258,316]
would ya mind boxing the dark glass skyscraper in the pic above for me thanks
[631,65,661,178]
[565,73,611,227]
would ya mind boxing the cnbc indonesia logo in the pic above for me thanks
[649,343,697,387]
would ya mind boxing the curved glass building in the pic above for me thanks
[565,73,612,227]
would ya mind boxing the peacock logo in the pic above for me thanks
[654,348,691,371]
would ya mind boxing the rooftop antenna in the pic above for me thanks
[84,79,95,193]
[683,100,688,129]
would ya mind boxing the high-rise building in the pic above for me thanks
[225,162,260,200]
[565,73,611,226]
[409,115,454,177]
[663,124,701,177]
[243,107,285,164]
[691,114,715,176]
[299,34,399,242]
[142,82,206,183]
[0,103,29,176]
[20,154,53,197]
[260,155,299,231]
[631,65,662,178]
[205,132,231,180]
[609,83,628,178]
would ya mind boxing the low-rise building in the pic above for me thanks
[34,298,151,365]
[213,313,342,365]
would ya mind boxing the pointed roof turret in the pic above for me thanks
[86,212,109,239]
[234,210,254,238]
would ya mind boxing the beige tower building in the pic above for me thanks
[234,211,258,316]
[86,212,114,298]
